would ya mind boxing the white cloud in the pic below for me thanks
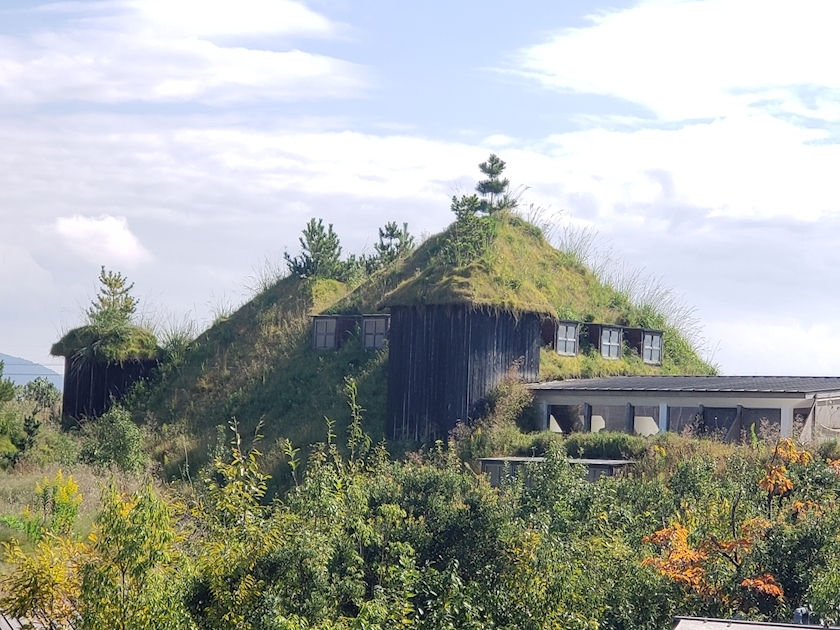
[54,214,153,267]
[129,0,334,39]
[509,1,840,222]
[520,0,840,122]
[0,1,367,104]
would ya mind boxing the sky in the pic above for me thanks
[2,0,840,377]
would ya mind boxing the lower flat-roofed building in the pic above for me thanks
[529,375,840,442]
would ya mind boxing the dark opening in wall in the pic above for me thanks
[549,404,584,433]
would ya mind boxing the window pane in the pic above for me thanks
[314,318,337,349]
[591,405,627,433]
[634,405,660,436]
[557,324,577,356]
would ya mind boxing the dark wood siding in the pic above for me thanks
[61,356,157,426]
[386,305,541,441]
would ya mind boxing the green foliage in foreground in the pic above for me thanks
[80,405,148,473]
[0,362,14,405]
[7,412,840,628]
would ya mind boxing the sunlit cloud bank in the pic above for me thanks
[0,0,368,104]
[2,0,839,377]
[520,0,840,122]
[54,214,153,267]
[515,0,840,221]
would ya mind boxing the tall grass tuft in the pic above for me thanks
[244,254,288,297]
[551,215,716,370]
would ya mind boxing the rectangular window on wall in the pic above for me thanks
[313,318,337,349]
[600,327,622,359]
[741,408,781,441]
[556,323,578,356]
[590,405,628,433]
[363,317,388,350]
[702,407,738,435]
[643,332,663,364]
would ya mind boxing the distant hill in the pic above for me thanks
[129,212,715,486]
[0,353,63,390]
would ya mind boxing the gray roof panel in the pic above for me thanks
[528,375,840,395]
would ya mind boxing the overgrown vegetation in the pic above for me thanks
[5,405,840,628]
[0,377,72,470]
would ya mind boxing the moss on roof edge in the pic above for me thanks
[51,324,161,363]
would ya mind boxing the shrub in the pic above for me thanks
[81,405,147,473]
[450,372,540,460]
[561,431,649,460]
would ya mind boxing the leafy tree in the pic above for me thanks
[0,532,85,627]
[1,483,191,630]
[88,266,138,325]
[285,218,350,281]
[19,376,61,414]
[80,485,190,630]
[0,360,14,404]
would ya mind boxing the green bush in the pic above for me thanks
[561,431,649,460]
[81,405,147,473]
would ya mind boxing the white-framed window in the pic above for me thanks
[643,332,662,364]
[363,317,388,350]
[313,318,337,349]
[600,327,622,359]
[556,323,578,356]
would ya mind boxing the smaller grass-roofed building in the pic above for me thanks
[51,267,161,425]
[52,323,160,425]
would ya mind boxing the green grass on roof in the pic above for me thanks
[382,214,635,323]
[51,324,160,363]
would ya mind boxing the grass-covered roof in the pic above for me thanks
[51,323,160,363]
[381,213,629,323]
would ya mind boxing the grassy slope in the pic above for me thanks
[132,214,715,485]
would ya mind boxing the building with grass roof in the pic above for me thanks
[51,271,161,427]
[52,323,160,424]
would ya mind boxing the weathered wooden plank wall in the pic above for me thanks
[386,305,541,441]
[61,356,158,425]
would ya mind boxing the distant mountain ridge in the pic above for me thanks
[0,353,63,390]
